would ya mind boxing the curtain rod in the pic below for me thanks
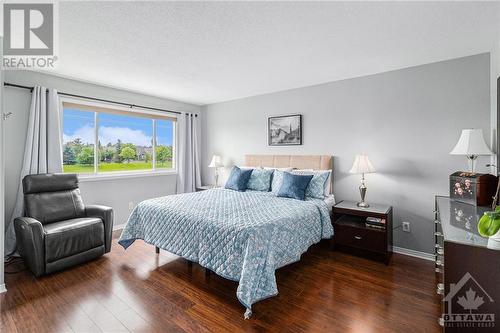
[3,82,197,117]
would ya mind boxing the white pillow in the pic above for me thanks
[292,169,332,196]
[238,166,258,170]
[324,194,336,212]
[263,167,293,172]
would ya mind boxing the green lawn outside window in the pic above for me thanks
[63,161,173,173]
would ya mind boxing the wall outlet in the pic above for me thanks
[128,201,135,210]
[402,221,411,233]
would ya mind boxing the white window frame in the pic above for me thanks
[60,97,177,181]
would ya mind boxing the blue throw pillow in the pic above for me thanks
[271,170,285,194]
[292,170,330,199]
[247,168,274,191]
[307,172,330,198]
[276,172,314,200]
[225,166,253,192]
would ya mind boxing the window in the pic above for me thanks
[62,100,176,176]
[62,108,95,173]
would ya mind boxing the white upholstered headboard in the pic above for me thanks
[245,154,332,170]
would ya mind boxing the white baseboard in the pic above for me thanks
[113,224,125,231]
[393,246,434,261]
[0,284,7,293]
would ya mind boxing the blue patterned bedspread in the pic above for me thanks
[118,188,333,318]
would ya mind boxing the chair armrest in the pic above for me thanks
[85,205,114,253]
[14,217,45,277]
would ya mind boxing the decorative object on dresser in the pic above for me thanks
[434,196,500,331]
[477,210,500,242]
[268,114,302,146]
[450,128,492,172]
[349,154,375,207]
[449,171,498,206]
[332,200,392,264]
[476,188,500,242]
[208,154,223,187]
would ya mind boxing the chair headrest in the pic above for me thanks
[23,173,79,194]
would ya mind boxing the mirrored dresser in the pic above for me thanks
[434,196,500,332]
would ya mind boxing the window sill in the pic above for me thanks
[77,170,177,182]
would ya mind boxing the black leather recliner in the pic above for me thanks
[14,173,113,277]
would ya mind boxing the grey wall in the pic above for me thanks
[3,71,201,230]
[202,53,492,254]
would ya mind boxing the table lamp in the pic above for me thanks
[208,155,223,187]
[450,129,492,173]
[349,154,376,208]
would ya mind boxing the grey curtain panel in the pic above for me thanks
[176,113,201,193]
[5,86,63,256]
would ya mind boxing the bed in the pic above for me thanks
[118,154,334,318]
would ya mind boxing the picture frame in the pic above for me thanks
[268,114,302,146]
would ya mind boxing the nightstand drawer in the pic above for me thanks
[334,224,386,253]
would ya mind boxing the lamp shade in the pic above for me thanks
[450,129,492,156]
[208,155,222,168]
[349,154,375,174]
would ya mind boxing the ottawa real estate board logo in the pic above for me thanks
[2,1,58,69]
[443,272,495,329]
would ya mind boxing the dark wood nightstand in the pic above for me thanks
[332,200,393,264]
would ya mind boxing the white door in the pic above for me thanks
[0,36,6,292]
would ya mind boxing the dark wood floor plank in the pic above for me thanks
[1,237,440,332]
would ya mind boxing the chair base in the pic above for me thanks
[44,245,105,276]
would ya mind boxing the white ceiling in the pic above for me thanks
[50,1,500,105]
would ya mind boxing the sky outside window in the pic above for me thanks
[62,108,95,173]
[63,108,95,145]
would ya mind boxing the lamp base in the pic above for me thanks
[466,155,478,173]
[358,175,369,208]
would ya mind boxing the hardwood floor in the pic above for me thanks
[1,235,441,332]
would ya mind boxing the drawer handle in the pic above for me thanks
[434,232,443,237]
[354,236,362,240]
[436,249,444,255]
[437,283,444,295]
[434,220,441,225]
